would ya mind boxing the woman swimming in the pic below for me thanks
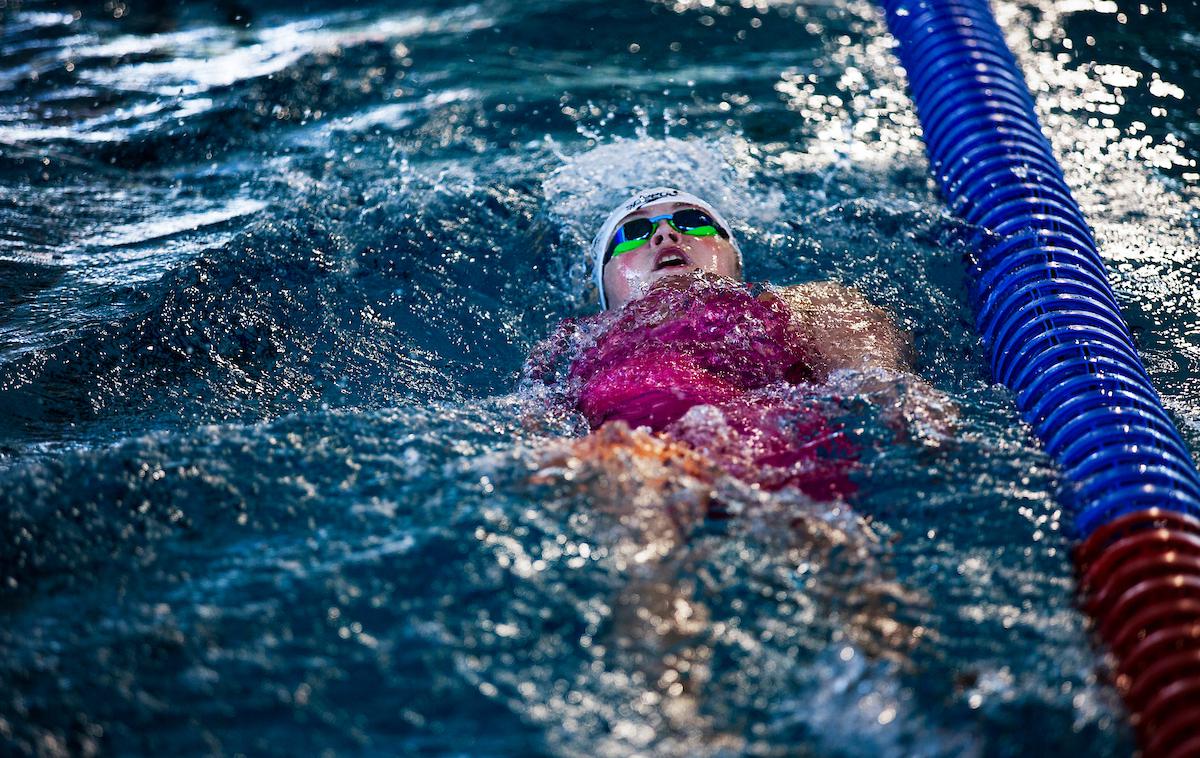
[513,188,941,750]
[526,186,953,503]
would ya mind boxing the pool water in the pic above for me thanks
[2,0,1198,754]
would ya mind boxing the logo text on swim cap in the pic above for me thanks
[624,189,679,211]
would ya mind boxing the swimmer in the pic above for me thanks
[517,188,940,749]
[526,186,955,503]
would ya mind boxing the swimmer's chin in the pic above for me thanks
[650,266,699,283]
[653,267,738,285]
[629,269,737,299]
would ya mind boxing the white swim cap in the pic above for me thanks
[591,187,742,310]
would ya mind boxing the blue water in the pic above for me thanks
[2,0,1199,754]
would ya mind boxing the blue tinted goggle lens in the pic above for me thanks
[605,208,727,262]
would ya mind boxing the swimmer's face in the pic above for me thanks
[602,202,741,310]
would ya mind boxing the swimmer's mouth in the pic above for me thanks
[653,247,690,271]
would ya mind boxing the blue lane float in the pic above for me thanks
[878,1,1200,752]
[876,0,1200,537]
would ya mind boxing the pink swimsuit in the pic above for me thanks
[561,278,858,501]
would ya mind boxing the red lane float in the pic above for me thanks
[1076,509,1200,756]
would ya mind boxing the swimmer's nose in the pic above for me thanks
[652,219,680,247]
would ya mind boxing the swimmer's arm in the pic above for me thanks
[767,282,958,444]
[766,281,910,374]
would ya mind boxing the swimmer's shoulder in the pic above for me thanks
[761,280,910,372]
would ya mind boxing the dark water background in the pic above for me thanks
[2,0,1198,754]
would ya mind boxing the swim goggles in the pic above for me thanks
[604,207,729,263]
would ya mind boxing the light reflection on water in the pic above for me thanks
[0,0,1195,754]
